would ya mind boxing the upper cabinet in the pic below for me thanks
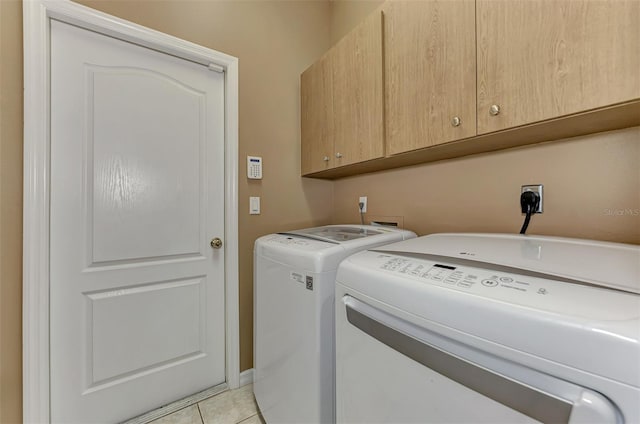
[385,0,476,155]
[301,55,334,175]
[301,0,640,178]
[301,11,384,175]
[332,11,384,167]
[477,0,640,134]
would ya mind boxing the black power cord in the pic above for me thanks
[358,202,365,226]
[519,191,540,234]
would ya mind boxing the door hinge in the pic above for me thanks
[207,63,224,73]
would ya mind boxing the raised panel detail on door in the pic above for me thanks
[477,0,640,134]
[385,0,476,155]
[301,55,334,175]
[332,11,384,167]
[88,66,205,264]
[86,277,205,386]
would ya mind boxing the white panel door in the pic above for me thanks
[50,20,226,423]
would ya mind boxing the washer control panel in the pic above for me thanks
[378,255,550,297]
[359,252,639,321]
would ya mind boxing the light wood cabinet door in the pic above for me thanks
[332,11,384,167]
[385,0,476,156]
[301,55,334,175]
[477,0,640,134]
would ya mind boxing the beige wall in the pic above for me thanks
[0,1,24,423]
[333,128,640,243]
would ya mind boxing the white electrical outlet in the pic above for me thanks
[359,196,367,213]
[521,185,543,213]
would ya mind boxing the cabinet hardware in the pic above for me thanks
[451,116,461,127]
[489,104,501,116]
[336,152,343,158]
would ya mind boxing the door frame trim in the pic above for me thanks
[22,1,240,421]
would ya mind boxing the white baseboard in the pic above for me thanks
[239,368,254,387]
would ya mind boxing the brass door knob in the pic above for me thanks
[489,104,501,116]
[451,116,461,127]
[210,237,223,249]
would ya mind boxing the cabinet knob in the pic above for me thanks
[323,156,330,162]
[335,152,343,158]
[489,104,501,116]
[451,116,461,127]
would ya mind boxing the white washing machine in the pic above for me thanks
[335,233,640,423]
[254,225,416,424]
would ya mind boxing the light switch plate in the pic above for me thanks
[250,196,261,215]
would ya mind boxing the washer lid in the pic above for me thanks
[376,233,640,294]
[280,225,385,244]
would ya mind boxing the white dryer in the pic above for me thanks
[335,233,640,423]
[254,225,416,423]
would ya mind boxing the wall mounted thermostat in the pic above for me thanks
[247,156,263,179]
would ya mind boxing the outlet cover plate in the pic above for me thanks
[358,196,367,213]
[521,185,543,213]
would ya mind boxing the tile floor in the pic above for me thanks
[149,384,265,424]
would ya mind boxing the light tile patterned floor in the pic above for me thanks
[149,384,265,424]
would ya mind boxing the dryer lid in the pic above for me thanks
[280,225,385,244]
[375,233,640,294]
